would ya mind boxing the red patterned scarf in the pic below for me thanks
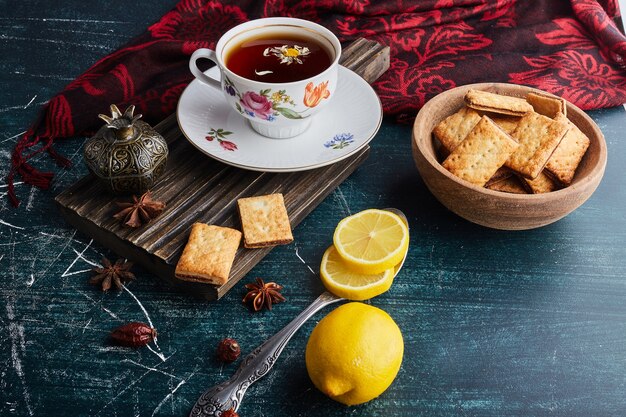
[8,0,626,206]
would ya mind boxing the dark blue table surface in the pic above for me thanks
[2,1,626,416]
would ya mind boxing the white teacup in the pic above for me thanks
[189,17,341,139]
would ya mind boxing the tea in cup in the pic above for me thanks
[189,17,341,139]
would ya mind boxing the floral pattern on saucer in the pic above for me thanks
[324,133,354,150]
[206,127,237,151]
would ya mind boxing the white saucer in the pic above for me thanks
[176,66,382,172]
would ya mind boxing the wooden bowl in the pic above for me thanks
[412,83,607,230]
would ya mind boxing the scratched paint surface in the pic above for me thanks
[2,1,626,416]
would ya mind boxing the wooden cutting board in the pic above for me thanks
[55,38,390,300]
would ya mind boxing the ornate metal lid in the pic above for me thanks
[98,104,143,141]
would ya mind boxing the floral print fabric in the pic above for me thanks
[147,0,626,122]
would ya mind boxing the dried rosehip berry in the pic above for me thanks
[221,408,239,417]
[216,338,241,363]
[110,322,157,348]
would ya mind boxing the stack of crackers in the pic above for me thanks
[174,193,293,286]
[433,89,590,194]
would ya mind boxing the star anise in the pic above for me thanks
[113,190,165,228]
[242,278,285,311]
[90,257,135,291]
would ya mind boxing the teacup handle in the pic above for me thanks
[189,48,221,89]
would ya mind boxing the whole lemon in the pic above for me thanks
[305,302,404,405]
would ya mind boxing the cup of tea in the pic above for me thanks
[189,17,341,139]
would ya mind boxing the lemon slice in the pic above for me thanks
[333,209,409,274]
[320,245,394,300]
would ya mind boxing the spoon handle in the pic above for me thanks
[190,291,343,417]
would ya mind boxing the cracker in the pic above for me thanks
[520,171,559,194]
[485,167,514,186]
[433,106,482,152]
[464,89,533,116]
[490,116,520,136]
[485,176,528,194]
[237,193,293,248]
[442,116,519,186]
[506,112,569,179]
[175,223,242,285]
[526,91,566,119]
[544,113,590,186]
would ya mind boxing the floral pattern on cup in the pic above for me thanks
[224,75,331,122]
[304,81,330,108]
[240,91,275,120]
[206,127,238,151]
[324,133,354,150]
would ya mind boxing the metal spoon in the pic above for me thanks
[190,208,409,417]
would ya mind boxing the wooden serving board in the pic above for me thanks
[55,38,390,300]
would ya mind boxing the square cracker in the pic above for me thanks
[506,112,569,180]
[490,116,520,136]
[520,171,559,194]
[544,113,590,186]
[465,89,533,116]
[526,91,566,119]
[238,193,293,248]
[442,115,519,186]
[485,167,513,186]
[485,176,528,194]
[433,106,482,152]
[175,223,242,285]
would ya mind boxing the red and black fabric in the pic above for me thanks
[8,0,626,206]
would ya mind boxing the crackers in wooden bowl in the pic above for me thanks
[412,82,606,230]
[433,88,590,194]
